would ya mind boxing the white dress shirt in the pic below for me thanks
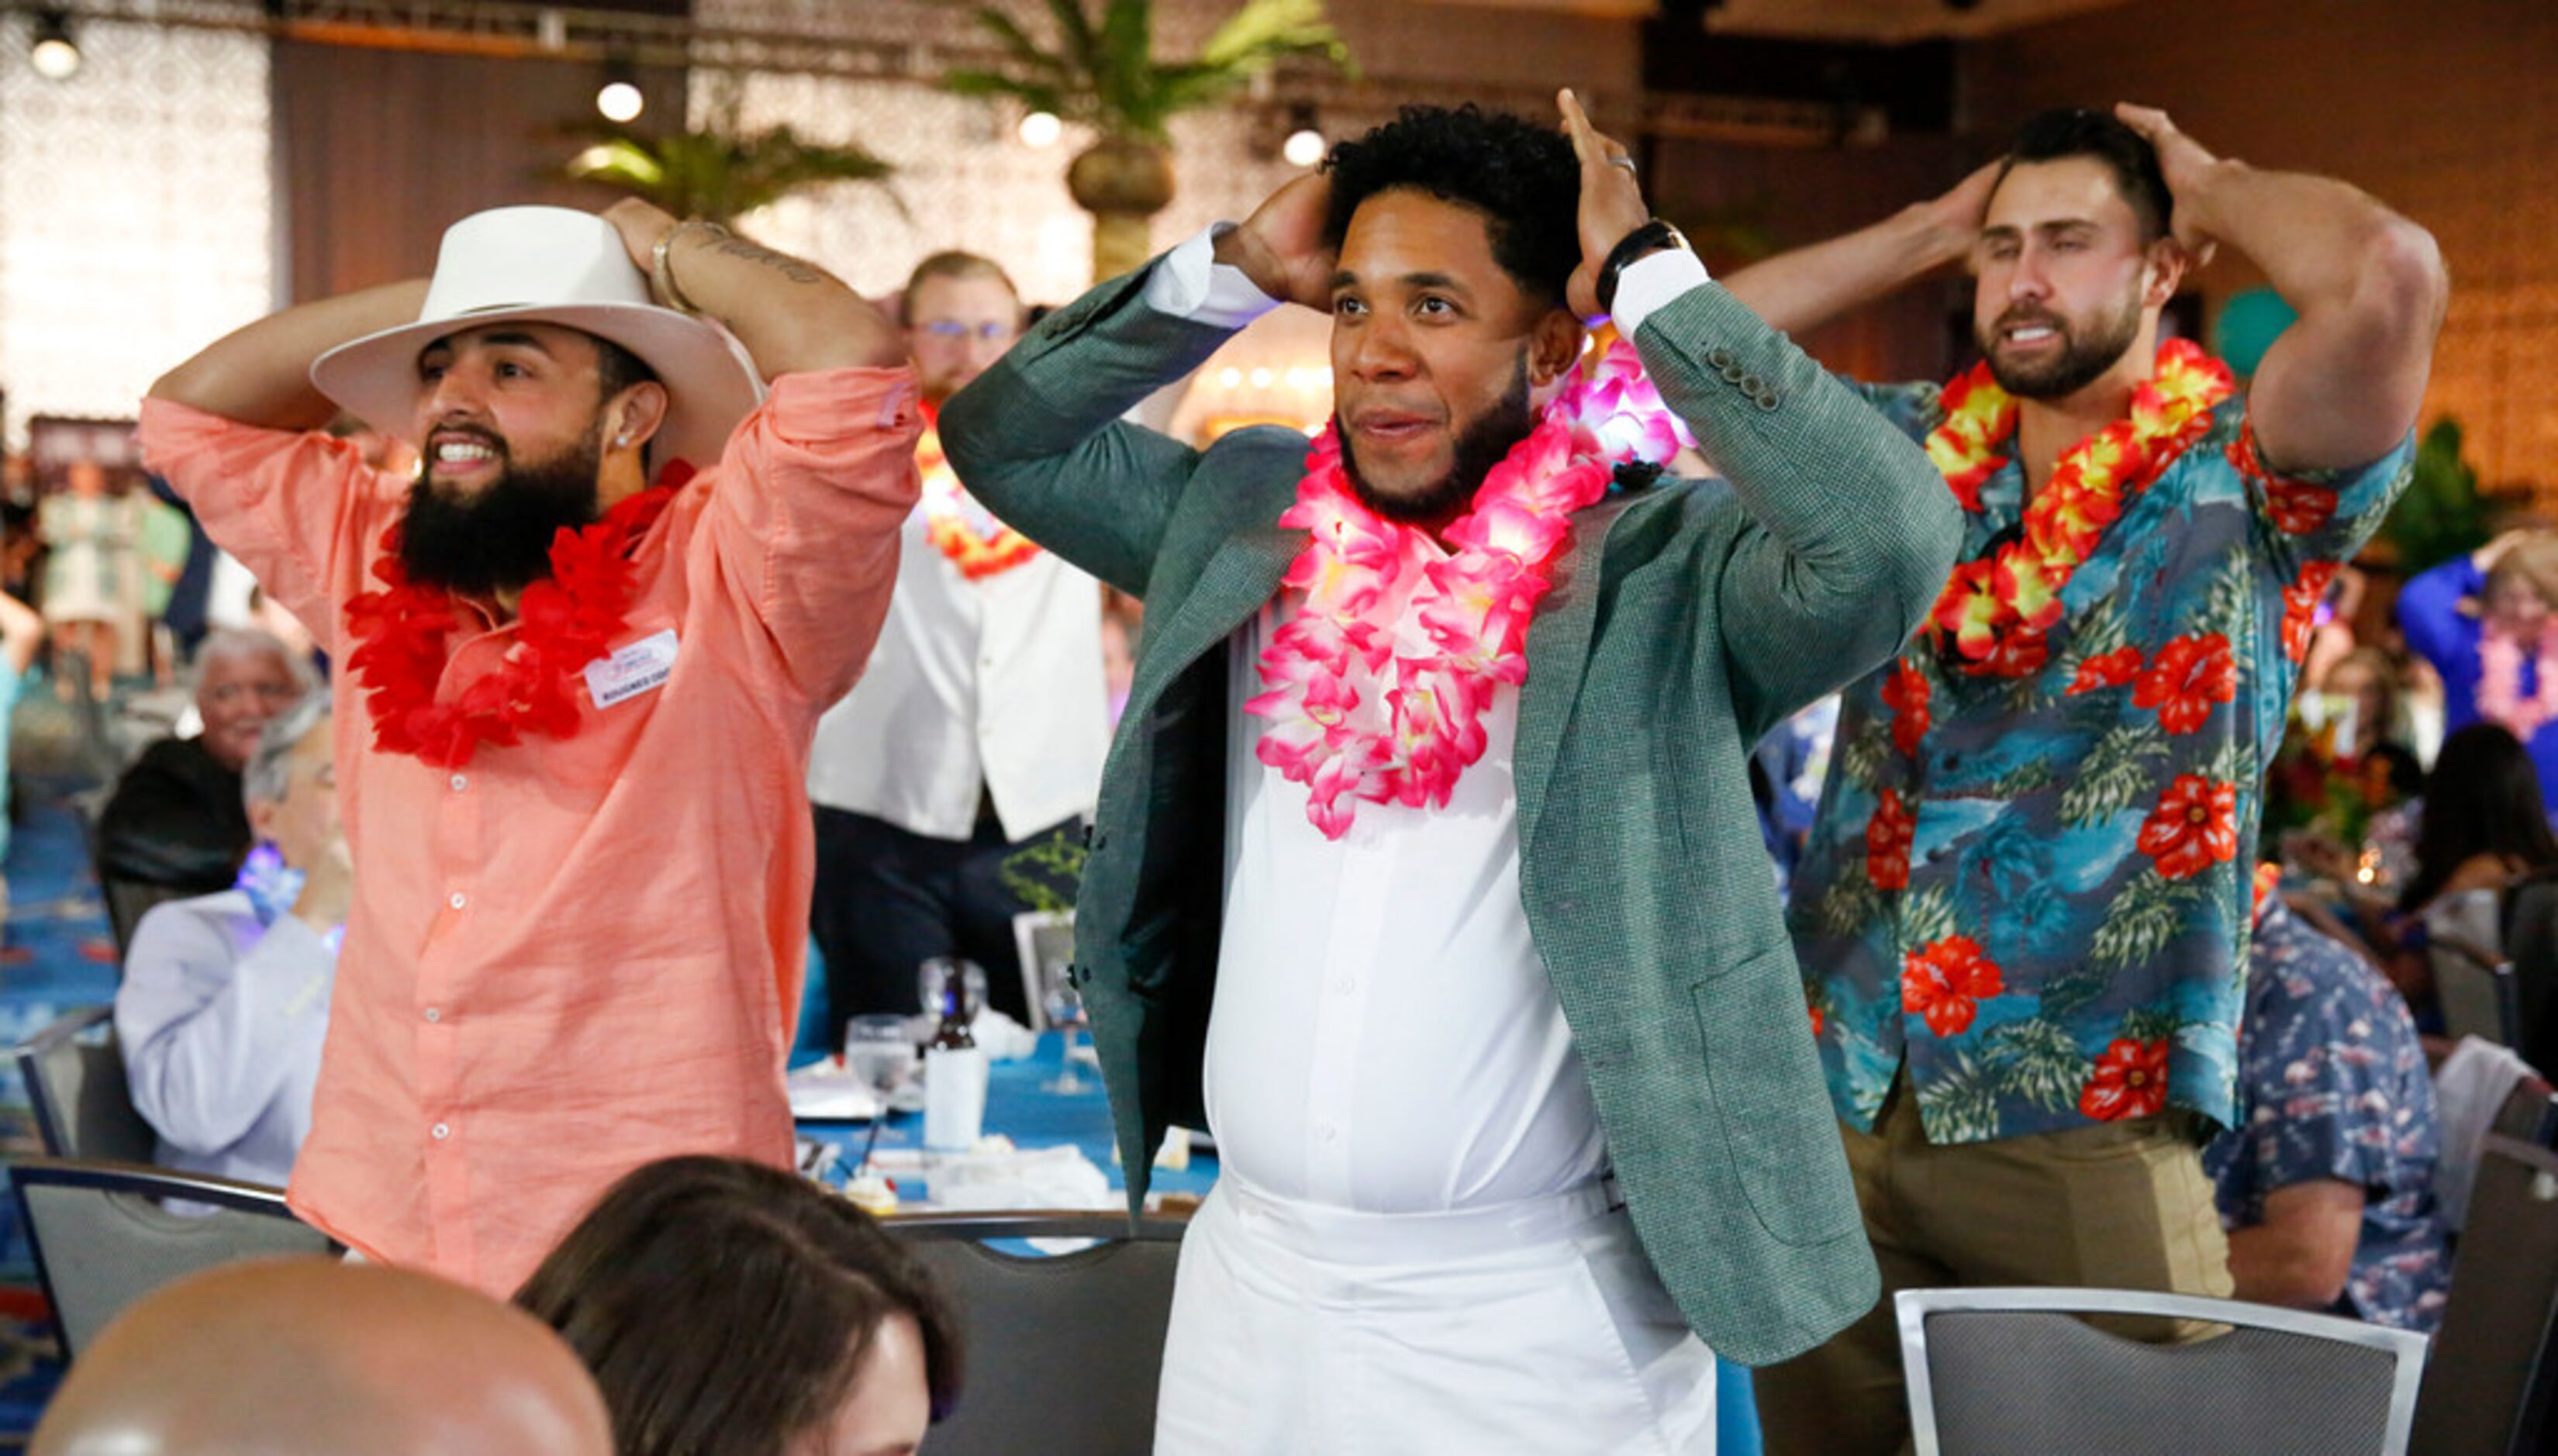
[1149,226,1718,1454]
[1208,603,1608,1212]
[806,504,1109,843]
[113,890,336,1189]
[1147,223,1666,1215]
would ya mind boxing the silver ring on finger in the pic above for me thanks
[1607,156,1638,176]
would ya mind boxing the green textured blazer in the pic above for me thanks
[940,259,1960,1365]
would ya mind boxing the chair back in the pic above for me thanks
[887,1211,1185,1456]
[12,1006,157,1163]
[2494,1073,2558,1148]
[2411,1135,2558,1456]
[2433,933,2522,1049]
[2505,871,2558,1072]
[102,878,195,964]
[9,1156,337,1361]
[1897,1285,2425,1456]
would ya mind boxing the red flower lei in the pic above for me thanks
[343,469,687,768]
[917,404,1041,581]
[1922,339,2235,678]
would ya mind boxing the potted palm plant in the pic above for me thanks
[562,96,896,229]
[945,0,1351,282]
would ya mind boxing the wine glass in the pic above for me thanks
[1040,953,1091,1094]
[842,1014,913,1174]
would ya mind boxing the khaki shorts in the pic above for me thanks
[1753,1075,2232,1456]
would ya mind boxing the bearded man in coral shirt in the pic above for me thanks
[141,202,920,1293]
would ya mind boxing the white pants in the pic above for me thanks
[1155,1175,1717,1454]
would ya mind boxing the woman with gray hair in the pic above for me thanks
[113,693,346,1189]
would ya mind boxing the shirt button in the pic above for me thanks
[1319,1124,1338,1142]
[448,892,468,910]
[423,1007,441,1023]
[1335,978,1355,994]
[430,1123,450,1140]
[449,774,468,792]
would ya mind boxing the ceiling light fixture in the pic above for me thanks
[595,60,644,124]
[1281,102,1324,169]
[30,10,80,82]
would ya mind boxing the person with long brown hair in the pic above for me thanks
[2310,721,2558,1007]
[514,1155,961,1456]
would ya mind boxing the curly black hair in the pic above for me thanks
[1998,108,2174,243]
[1321,105,1583,308]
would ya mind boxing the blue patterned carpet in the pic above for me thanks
[0,762,120,1439]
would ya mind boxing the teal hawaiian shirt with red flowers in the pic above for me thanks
[1790,373,2412,1144]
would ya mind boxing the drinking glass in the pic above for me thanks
[843,1014,914,1173]
[1039,954,1091,1094]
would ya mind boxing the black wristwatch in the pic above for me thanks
[1596,219,1692,316]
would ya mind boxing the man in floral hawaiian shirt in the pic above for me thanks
[2208,879,2452,1332]
[1726,105,2446,1452]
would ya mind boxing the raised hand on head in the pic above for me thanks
[1557,88,1652,319]
[1218,171,1339,312]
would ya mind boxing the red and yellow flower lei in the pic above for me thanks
[1925,339,2235,678]
[1244,341,1687,840]
[917,407,1041,581]
[342,468,687,769]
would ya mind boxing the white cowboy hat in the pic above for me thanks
[311,205,764,472]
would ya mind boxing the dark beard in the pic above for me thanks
[1978,292,2144,401]
[396,427,604,596]
[1338,360,1535,528]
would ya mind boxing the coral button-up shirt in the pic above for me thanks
[138,368,920,1293]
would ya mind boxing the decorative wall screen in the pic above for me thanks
[0,8,273,447]
[694,69,1312,310]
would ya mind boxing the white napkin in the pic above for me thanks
[877,1141,1115,1211]
[2433,1035,2535,1229]
[971,1007,1041,1061]
[785,1061,883,1121]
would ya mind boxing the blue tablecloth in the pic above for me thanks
[792,1033,1218,1206]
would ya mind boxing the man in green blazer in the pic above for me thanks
[941,94,1960,1451]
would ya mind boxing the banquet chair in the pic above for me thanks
[2503,870,2558,1073]
[12,1005,156,1163]
[67,781,185,963]
[2409,1135,2558,1456]
[1896,1286,2426,1456]
[2493,1071,2558,1148]
[9,1156,337,1361]
[888,1211,1186,1455]
[2432,931,2522,1049]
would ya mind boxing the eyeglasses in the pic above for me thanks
[913,320,1016,343]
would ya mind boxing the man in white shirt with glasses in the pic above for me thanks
[806,252,1109,1033]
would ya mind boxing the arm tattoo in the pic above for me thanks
[701,226,827,285]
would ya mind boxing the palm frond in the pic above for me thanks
[941,71,1075,123]
[948,0,1351,144]
[1198,0,1350,72]
[975,5,1069,75]
[1048,0,1103,75]
[561,124,894,227]
[565,136,668,190]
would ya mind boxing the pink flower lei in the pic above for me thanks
[1244,340,1690,839]
[2477,617,2558,743]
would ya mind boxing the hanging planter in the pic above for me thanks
[946,0,1353,284]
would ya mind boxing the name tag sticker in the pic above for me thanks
[585,630,678,710]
